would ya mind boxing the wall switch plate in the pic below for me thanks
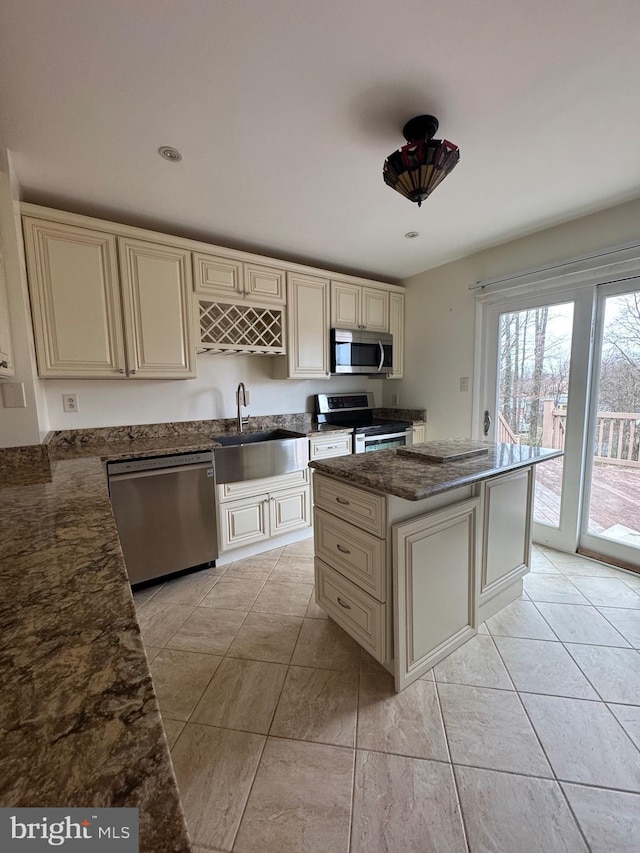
[391,393,400,407]
[2,382,26,408]
[63,393,79,413]
[459,377,470,393]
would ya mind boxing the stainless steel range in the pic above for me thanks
[315,392,413,453]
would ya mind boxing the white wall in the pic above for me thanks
[386,197,640,440]
[0,153,49,447]
[44,356,384,430]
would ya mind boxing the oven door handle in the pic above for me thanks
[378,340,384,372]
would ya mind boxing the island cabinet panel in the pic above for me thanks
[393,498,479,691]
[479,468,533,622]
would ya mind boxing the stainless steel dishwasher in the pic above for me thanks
[107,451,218,585]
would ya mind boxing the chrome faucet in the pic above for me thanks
[236,382,250,432]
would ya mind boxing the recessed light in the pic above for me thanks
[158,146,182,163]
[405,231,419,239]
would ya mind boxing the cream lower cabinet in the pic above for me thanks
[412,422,427,443]
[217,469,311,552]
[22,217,195,378]
[308,433,352,460]
[313,469,532,692]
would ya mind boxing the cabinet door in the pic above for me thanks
[393,498,478,690]
[331,281,360,329]
[286,273,330,378]
[118,238,196,378]
[192,252,244,298]
[309,434,352,460]
[361,287,389,332]
[388,291,404,378]
[22,217,126,378]
[245,263,286,303]
[270,484,311,536]
[0,255,14,377]
[480,468,533,617]
[219,493,270,551]
[412,422,426,443]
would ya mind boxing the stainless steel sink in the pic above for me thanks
[211,430,309,483]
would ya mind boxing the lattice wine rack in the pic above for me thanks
[198,300,286,355]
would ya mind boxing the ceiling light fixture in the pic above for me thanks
[383,115,459,207]
[158,146,182,163]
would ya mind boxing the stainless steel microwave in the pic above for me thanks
[330,328,393,375]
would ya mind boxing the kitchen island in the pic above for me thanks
[309,440,563,691]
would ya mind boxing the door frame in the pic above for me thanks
[472,240,640,556]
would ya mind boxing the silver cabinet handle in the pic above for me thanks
[337,597,351,610]
[130,369,137,375]
[336,497,350,505]
[0,360,8,369]
[336,544,350,554]
[116,368,125,374]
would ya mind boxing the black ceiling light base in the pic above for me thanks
[383,114,460,207]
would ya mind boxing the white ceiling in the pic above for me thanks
[1,0,639,281]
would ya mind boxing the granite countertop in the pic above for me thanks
[309,439,564,501]
[0,454,191,852]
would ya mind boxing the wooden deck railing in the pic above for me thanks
[497,411,520,444]
[540,402,640,468]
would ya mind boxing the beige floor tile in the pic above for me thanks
[486,600,557,641]
[523,574,588,605]
[144,645,162,663]
[150,648,223,721]
[357,671,449,761]
[569,577,640,609]
[269,555,316,584]
[493,636,598,700]
[521,693,640,790]
[282,537,315,557]
[562,783,640,853]
[199,577,265,610]
[529,550,562,574]
[360,647,397,676]
[167,606,246,655]
[455,765,587,853]
[607,703,640,750]
[535,602,630,646]
[552,557,621,578]
[162,717,185,749]
[565,643,640,704]
[136,602,194,647]
[477,621,489,634]
[597,606,640,647]
[192,657,288,734]
[226,612,303,664]
[233,737,353,853]
[145,569,220,606]
[290,618,361,672]
[133,584,164,608]
[438,683,552,777]
[434,634,513,690]
[251,580,313,617]
[305,589,329,619]
[270,666,358,747]
[171,723,265,851]
[621,574,640,591]
[352,752,466,853]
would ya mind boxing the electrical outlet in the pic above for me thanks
[391,393,400,407]
[63,393,79,413]
[459,377,470,393]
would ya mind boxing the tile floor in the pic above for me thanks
[134,540,640,853]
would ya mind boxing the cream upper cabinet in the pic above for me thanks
[193,251,285,304]
[331,281,389,332]
[118,237,196,379]
[388,291,405,379]
[0,254,15,378]
[283,272,330,378]
[23,216,196,379]
[22,217,127,378]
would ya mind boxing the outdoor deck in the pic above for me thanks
[534,456,640,539]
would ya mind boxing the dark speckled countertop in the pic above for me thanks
[309,439,564,501]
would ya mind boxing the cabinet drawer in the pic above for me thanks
[218,468,309,502]
[313,473,386,536]
[315,558,387,663]
[314,508,387,600]
[309,434,352,460]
